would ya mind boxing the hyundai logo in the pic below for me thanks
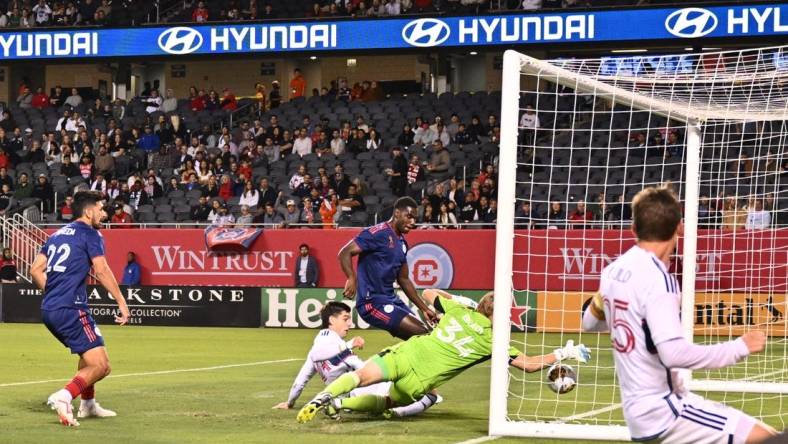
[158,27,203,55]
[402,19,450,48]
[665,8,718,38]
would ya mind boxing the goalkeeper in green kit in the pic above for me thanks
[297,289,591,423]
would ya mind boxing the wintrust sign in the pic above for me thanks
[150,245,292,278]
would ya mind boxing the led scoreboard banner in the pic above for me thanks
[0,3,784,60]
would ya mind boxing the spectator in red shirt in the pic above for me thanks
[289,68,306,99]
[58,195,75,221]
[110,204,135,228]
[220,89,237,111]
[192,1,209,22]
[189,87,206,112]
[568,200,594,225]
[219,175,234,201]
[0,148,11,169]
[31,87,50,109]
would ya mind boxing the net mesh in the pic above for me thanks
[504,46,788,431]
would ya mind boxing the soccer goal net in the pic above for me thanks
[490,47,788,440]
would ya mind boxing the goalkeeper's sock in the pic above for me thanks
[390,393,439,418]
[340,395,387,414]
[323,372,360,398]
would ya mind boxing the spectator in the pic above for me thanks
[57,195,75,221]
[192,1,209,22]
[387,146,408,196]
[0,168,13,190]
[366,128,383,151]
[213,203,236,226]
[397,123,415,146]
[236,205,255,226]
[218,175,235,201]
[0,183,14,215]
[745,199,770,230]
[0,248,17,283]
[425,140,450,182]
[435,122,451,146]
[128,180,149,210]
[436,202,457,229]
[121,252,141,285]
[459,193,479,223]
[281,199,302,226]
[289,164,307,190]
[144,176,163,199]
[290,68,306,99]
[220,89,238,111]
[293,128,313,157]
[190,195,212,221]
[567,200,594,227]
[413,122,437,146]
[515,200,535,229]
[258,178,279,207]
[144,89,162,114]
[269,80,282,108]
[294,243,319,287]
[33,0,52,25]
[111,203,134,226]
[138,126,161,159]
[466,115,484,143]
[519,104,540,144]
[14,173,32,199]
[546,200,565,229]
[239,181,260,207]
[406,153,425,189]
[330,164,351,198]
[16,86,32,109]
[32,174,54,212]
[319,191,338,229]
[65,111,86,133]
[255,201,285,227]
[78,0,98,24]
[160,88,177,114]
[330,129,346,156]
[64,88,82,109]
[337,184,365,222]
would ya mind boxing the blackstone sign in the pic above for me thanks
[0,4,783,59]
[0,284,261,327]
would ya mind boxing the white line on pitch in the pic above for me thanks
[559,403,622,422]
[453,435,500,444]
[0,358,299,388]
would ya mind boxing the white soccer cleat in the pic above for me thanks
[77,401,117,418]
[47,393,79,427]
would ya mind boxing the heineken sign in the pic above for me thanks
[261,288,536,332]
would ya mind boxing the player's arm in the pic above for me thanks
[510,340,591,373]
[645,292,764,369]
[91,255,130,325]
[422,289,478,312]
[274,357,316,409]
[582,292,608,332]
[338,239,361,299]
[397,264,437,324]
[309,334,363,361]
[30,253,48,290]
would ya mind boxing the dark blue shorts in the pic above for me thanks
[356,294,416,335]
[42,308,105,355]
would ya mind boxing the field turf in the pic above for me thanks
[0,324,784,444]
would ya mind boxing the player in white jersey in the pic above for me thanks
[273,301,440,418]
[582,186,777,444]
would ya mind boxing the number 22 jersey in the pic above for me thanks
[40,221,105,311]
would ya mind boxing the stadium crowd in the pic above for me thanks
[1,70,786,230]
[0,0,704,29]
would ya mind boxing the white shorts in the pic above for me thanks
[658,393,757,444]
[348,381,392,398]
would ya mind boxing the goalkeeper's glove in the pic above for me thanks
[553,340,591,364]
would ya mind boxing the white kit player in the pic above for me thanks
[582,187,777,444]
[273,301,441,418]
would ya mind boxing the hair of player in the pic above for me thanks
[72,191,105,219]
[631,186,682,242]
[320,301,352,328]
[394,196,418,211]
[477,291,494,318]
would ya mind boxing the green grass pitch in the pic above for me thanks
[0,324,784,443]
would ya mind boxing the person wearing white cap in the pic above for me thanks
[283,199,302,227]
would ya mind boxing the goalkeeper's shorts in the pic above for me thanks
[371,344,427,405]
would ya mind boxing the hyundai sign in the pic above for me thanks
[0,3,785,60]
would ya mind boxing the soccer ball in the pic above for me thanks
[546,363,577,394]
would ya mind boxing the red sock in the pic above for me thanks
[81,385,95,400]
[64,376,87,399]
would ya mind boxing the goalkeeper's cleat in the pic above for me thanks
[382,409,394,420]
[47,393,79,427]
[296,392,332,424]
[77,401,117,418]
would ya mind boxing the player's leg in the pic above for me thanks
[387,392,442,418]
[44,309,106,426]
[357,296,429,339]
[394,315,430,340]
[76,351,117,419]
[297,348,393,423]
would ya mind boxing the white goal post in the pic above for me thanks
[490,47,788,440]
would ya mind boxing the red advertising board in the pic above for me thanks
[89,228,787,291]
